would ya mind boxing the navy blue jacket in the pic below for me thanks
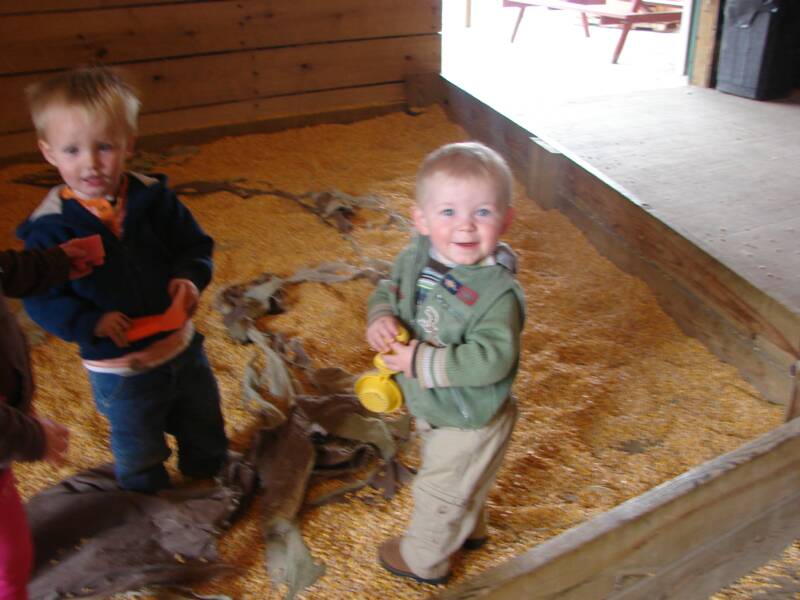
[17,172,213,360]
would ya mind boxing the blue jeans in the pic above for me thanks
[88,332,228,492]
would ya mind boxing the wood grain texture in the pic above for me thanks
[0,83,407,161]
[514,87,800,356]
[138,83,407,140]
[434,417,800,599]
[1,0,440,74]
[0,0,199,15]
[538,154,795,406]
[527,137,563,211]
[562,158,800,361]
[0,35,440,134]
[442,81,531,178]
[446,83,799,406]
[689,0,721,87]
[0,0,441,159]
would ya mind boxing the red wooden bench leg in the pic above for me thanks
[612,22,632,63]
[510,5,527,42]
[581,12,590,37]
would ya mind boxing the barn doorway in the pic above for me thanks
[441,0,691,126]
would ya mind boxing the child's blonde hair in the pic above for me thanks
[26,66,141,139]
[416,142,513,209]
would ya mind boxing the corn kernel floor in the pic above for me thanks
[0,106,789,599]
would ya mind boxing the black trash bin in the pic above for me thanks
[716,0,799,100]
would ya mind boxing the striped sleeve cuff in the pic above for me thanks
[367,302,394,324]
[414,343,451,388]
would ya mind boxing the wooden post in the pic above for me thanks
[689,0,722,87]
[528,137,564,211]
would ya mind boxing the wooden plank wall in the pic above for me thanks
[0,0,441,159]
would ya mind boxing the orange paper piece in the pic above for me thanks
[127,286,188,342]
[73,234,105,266]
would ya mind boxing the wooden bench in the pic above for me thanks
[503,0,684,63]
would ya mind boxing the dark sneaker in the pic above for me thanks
[462,536,488,550]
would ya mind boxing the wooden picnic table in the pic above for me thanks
[502,0,684,63]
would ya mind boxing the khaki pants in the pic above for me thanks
[400,399,518,579]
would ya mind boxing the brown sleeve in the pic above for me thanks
[0,247,70,298]
[0,399,46,463]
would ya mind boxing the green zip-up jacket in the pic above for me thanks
[367,235,525,429]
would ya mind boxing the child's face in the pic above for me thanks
[38,104,132,200]
[413,172,513,266]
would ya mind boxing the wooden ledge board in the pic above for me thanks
[0,83,407,166]
[441,81,798,407]
[435,416,800,599]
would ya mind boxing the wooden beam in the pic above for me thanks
[536,142,797,405]
[537,150,795,406]
[0,84,407,162]
[558,154,800,364]
[689,0,721,87]
[527,137,563,211]
[0,0,198,15]
[0,0,440,75]
[404,71,447,108]
[434,417,800,599]
[138,83,406,141]
[0,35,440,135]
[441,81,531,179]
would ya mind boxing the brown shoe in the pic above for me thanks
[378,537,449,585]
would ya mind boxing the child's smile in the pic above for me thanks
[413,172,513,266]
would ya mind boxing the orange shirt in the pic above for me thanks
[61,175,128,238]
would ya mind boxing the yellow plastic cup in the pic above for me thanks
[356,325,409,413]
[354,372,403,413]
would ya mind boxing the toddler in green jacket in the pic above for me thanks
[366,141,526,584]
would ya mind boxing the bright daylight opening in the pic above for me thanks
[441,0,692,130]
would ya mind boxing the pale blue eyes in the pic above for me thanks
[437,207,494,218]
[61,143,115,156]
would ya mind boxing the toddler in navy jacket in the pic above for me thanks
[18,66,228,492]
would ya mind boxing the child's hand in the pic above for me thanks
[59,239,92,279]
[367,316,402,353]
[381,339,419,379]
[95,311,132,347]
[40,417,69,466]
[168,278,199,316]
